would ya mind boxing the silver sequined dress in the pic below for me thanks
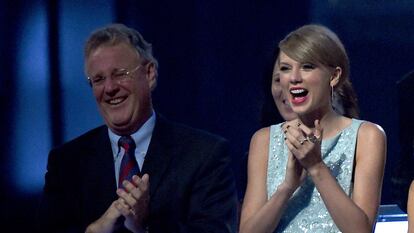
[267,119,364,233]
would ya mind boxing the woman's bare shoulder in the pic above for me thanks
[358,121,386,140]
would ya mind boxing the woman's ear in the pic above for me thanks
[330,66,342,87]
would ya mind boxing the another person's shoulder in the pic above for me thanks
[156,116,227,142]
[157,118,232,166]
[158,116,227,146]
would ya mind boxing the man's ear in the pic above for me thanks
[146,62,157,91]
[330,66,342,87]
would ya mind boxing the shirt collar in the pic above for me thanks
[108,110,156,160]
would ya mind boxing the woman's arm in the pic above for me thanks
[307,122,386,233]
[408,180,414,233]
[239,127,305,233]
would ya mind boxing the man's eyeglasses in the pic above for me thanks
[87,64,142,87]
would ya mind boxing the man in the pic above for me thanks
[37,24,237,233]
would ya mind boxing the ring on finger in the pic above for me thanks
[299,137,308,145]
[130,208,136,216]
[306,134,320,143]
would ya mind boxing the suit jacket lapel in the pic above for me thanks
[142,115,176,196]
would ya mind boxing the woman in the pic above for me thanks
[240,24,386,233]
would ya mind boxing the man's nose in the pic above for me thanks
[103,76,120,95]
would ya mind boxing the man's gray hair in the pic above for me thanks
[84,23,158,69]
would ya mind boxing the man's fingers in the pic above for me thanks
[133,174,150,191]
[114,199,131,215]
[122,180,137,193]
[117,188,137,207]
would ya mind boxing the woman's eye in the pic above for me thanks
[279,66,290,72]
[302,63,315,70]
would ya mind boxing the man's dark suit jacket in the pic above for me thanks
[37,115,238,233]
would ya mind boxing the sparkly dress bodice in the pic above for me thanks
[267,119,363,233]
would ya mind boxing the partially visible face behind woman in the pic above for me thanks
[271,60,297,121]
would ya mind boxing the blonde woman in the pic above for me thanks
[240,24,386,233]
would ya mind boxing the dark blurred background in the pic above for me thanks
[1,1,413,232]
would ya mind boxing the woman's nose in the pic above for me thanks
[289,69,302,83]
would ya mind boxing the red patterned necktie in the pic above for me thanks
[118,135,139,188]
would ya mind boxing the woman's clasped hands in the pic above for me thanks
[282,120,323,189]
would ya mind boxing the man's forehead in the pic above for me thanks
[85,46,140,74]
[86,45,140,66]
[91,42,137,55]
